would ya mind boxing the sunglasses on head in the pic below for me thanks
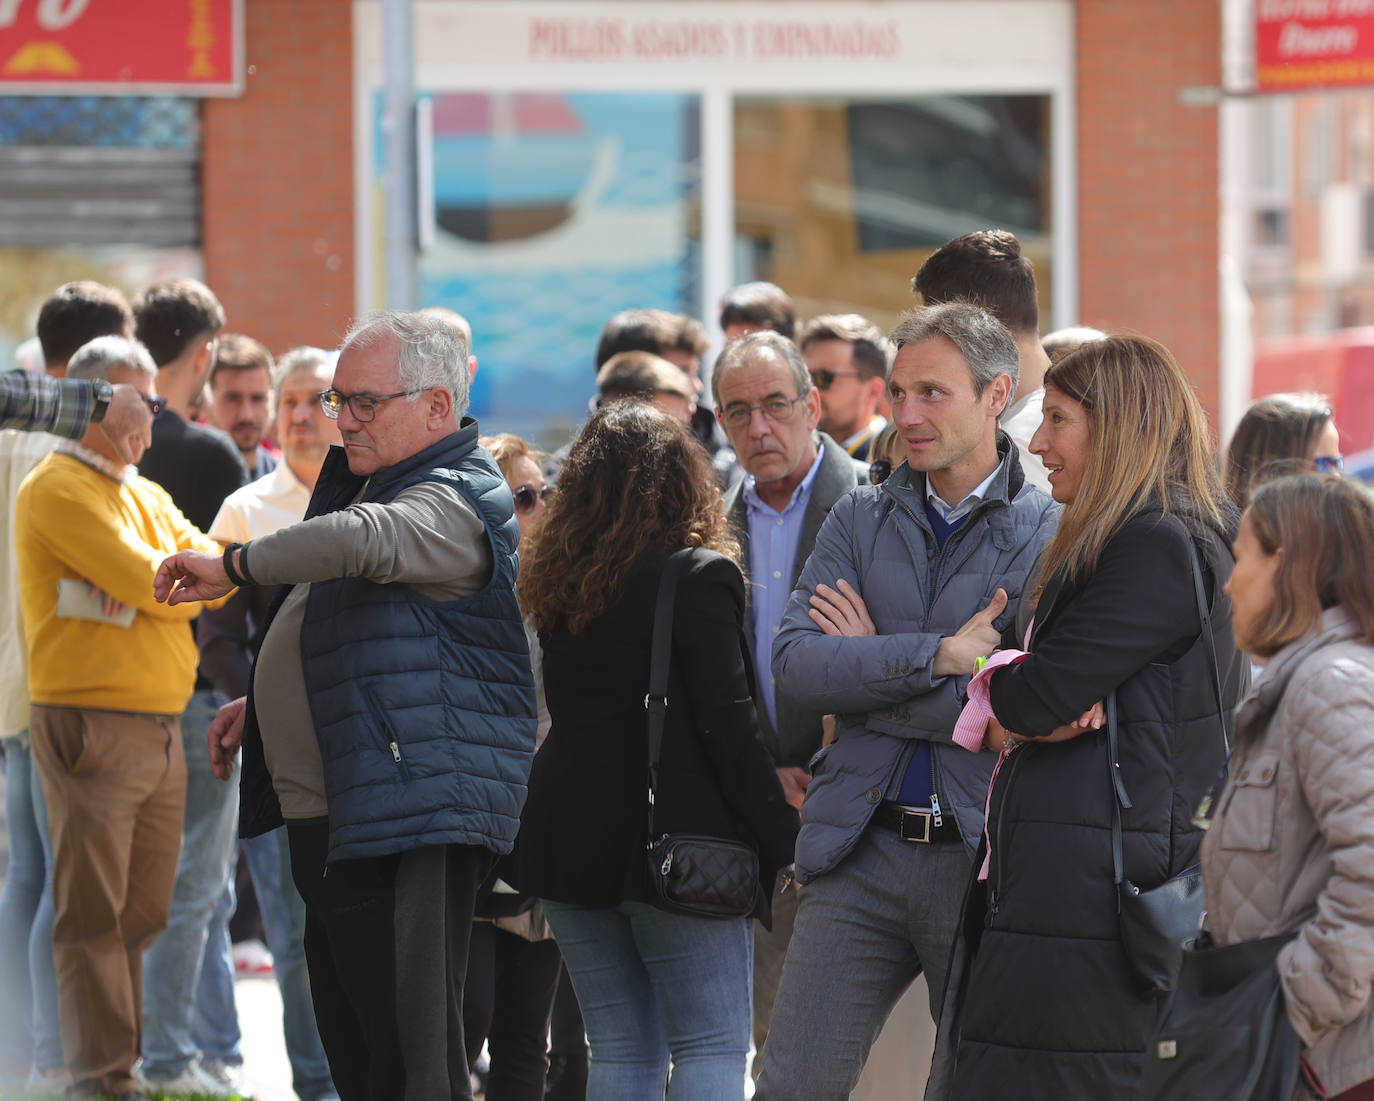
[513,484,555,514]
[810,369,861,392]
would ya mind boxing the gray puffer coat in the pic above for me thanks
[1202,607,1374,1099]
[772,435,1059,880]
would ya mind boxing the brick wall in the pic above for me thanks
[1076,0,1222,417]
[202,0,355,355]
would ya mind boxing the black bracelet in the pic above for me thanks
[237,541,258,585]
[223,542,250,587]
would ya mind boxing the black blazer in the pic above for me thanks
[508,547,800,923]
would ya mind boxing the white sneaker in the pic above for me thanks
[232,938,275,976]
[135,1057,242,1098]
[201,1058,254,1099]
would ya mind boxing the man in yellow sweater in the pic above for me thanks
[14,334,226,1101]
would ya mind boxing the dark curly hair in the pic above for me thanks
[519,400,738,635]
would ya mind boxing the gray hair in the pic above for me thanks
[890,302,1019,401]
[66,335,158,382]
[710,330,812,408]
[273,345,334,401]
[342,311,470,416]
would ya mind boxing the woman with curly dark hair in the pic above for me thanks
[509,400,799,1100]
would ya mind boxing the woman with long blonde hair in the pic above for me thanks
[927,335,1250,1100]
[508,400,798,1100]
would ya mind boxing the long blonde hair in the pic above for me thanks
[1033,334,1233,597]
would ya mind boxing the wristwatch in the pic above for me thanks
[89,378,114,423]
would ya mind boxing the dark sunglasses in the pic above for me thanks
[869,459,892,485]
[810,369,861,392]
[513,484,555,514]
[1314,454,1344,474]
[143,394,168,415]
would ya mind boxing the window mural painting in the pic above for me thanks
[377,91,702,448]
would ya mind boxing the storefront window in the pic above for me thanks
[733,94,1052,331]
[401,91,701,448]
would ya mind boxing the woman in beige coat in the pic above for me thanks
[1202,473,1374,1101]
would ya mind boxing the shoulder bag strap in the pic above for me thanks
[1189,538,1230,755]
[1110,536,1232,893]
[646,548,694,842]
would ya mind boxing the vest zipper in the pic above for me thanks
[389,739,411,781]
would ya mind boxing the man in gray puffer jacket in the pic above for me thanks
[754,302,1058,1101]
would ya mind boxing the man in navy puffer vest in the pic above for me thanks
[153,311,537,1101]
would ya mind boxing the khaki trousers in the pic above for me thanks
[30,705,185,1098]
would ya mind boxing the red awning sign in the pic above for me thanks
[1257,0,1374,92]
[0,0,243,96]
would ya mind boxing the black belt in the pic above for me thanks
[871,801,960,844]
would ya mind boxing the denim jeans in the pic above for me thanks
[141,690,242,1078]
[242,827,337,1101]
[541,899,753,1101]
[0,734,63,1075]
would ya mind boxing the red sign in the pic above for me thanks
[0,0,242,96]
[1257,1,1374,92]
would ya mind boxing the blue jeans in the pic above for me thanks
[0,733,63,1074]
[242,827,337,1101]
[141,690,242,1077]
[541,899,753,1101]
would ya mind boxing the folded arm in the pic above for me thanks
[30,475,222,620]
[989,517,1200,739]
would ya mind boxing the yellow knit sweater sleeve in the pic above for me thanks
[19,456,227,620]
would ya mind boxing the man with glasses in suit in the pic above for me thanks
[713,330,866,1070]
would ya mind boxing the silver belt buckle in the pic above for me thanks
[899,808,933,843]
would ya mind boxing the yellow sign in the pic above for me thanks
[3,42,81,76]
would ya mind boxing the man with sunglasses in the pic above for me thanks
[153,311,537,1101]
[712,330,867,1065]
[798,314,892,462]
[14,335,229,1101]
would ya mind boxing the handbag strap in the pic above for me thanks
[1109,537,1229,894]
[645,548,694,843]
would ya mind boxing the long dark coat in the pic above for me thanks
[926,508,1249,1101]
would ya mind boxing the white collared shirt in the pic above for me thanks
[209,461,313,544]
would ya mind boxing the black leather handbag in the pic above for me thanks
[1138,931,1302,1101]
[643,549,760,921]
[1109,540,1230,995]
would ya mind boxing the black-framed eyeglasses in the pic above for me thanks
[143,394,167,415]
[717,394,805,430]
[810,369,861,392]
[317,388,415,422]
[513,484,555,514]
[869,459,892,485]
[1314,454,1344,474]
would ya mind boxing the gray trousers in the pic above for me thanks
[754,825,972,1101]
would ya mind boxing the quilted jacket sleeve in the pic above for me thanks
[1277,658,1374,1047]
[772,493,950,715]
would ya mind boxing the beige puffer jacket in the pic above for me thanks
[1201,607,1374,1098]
